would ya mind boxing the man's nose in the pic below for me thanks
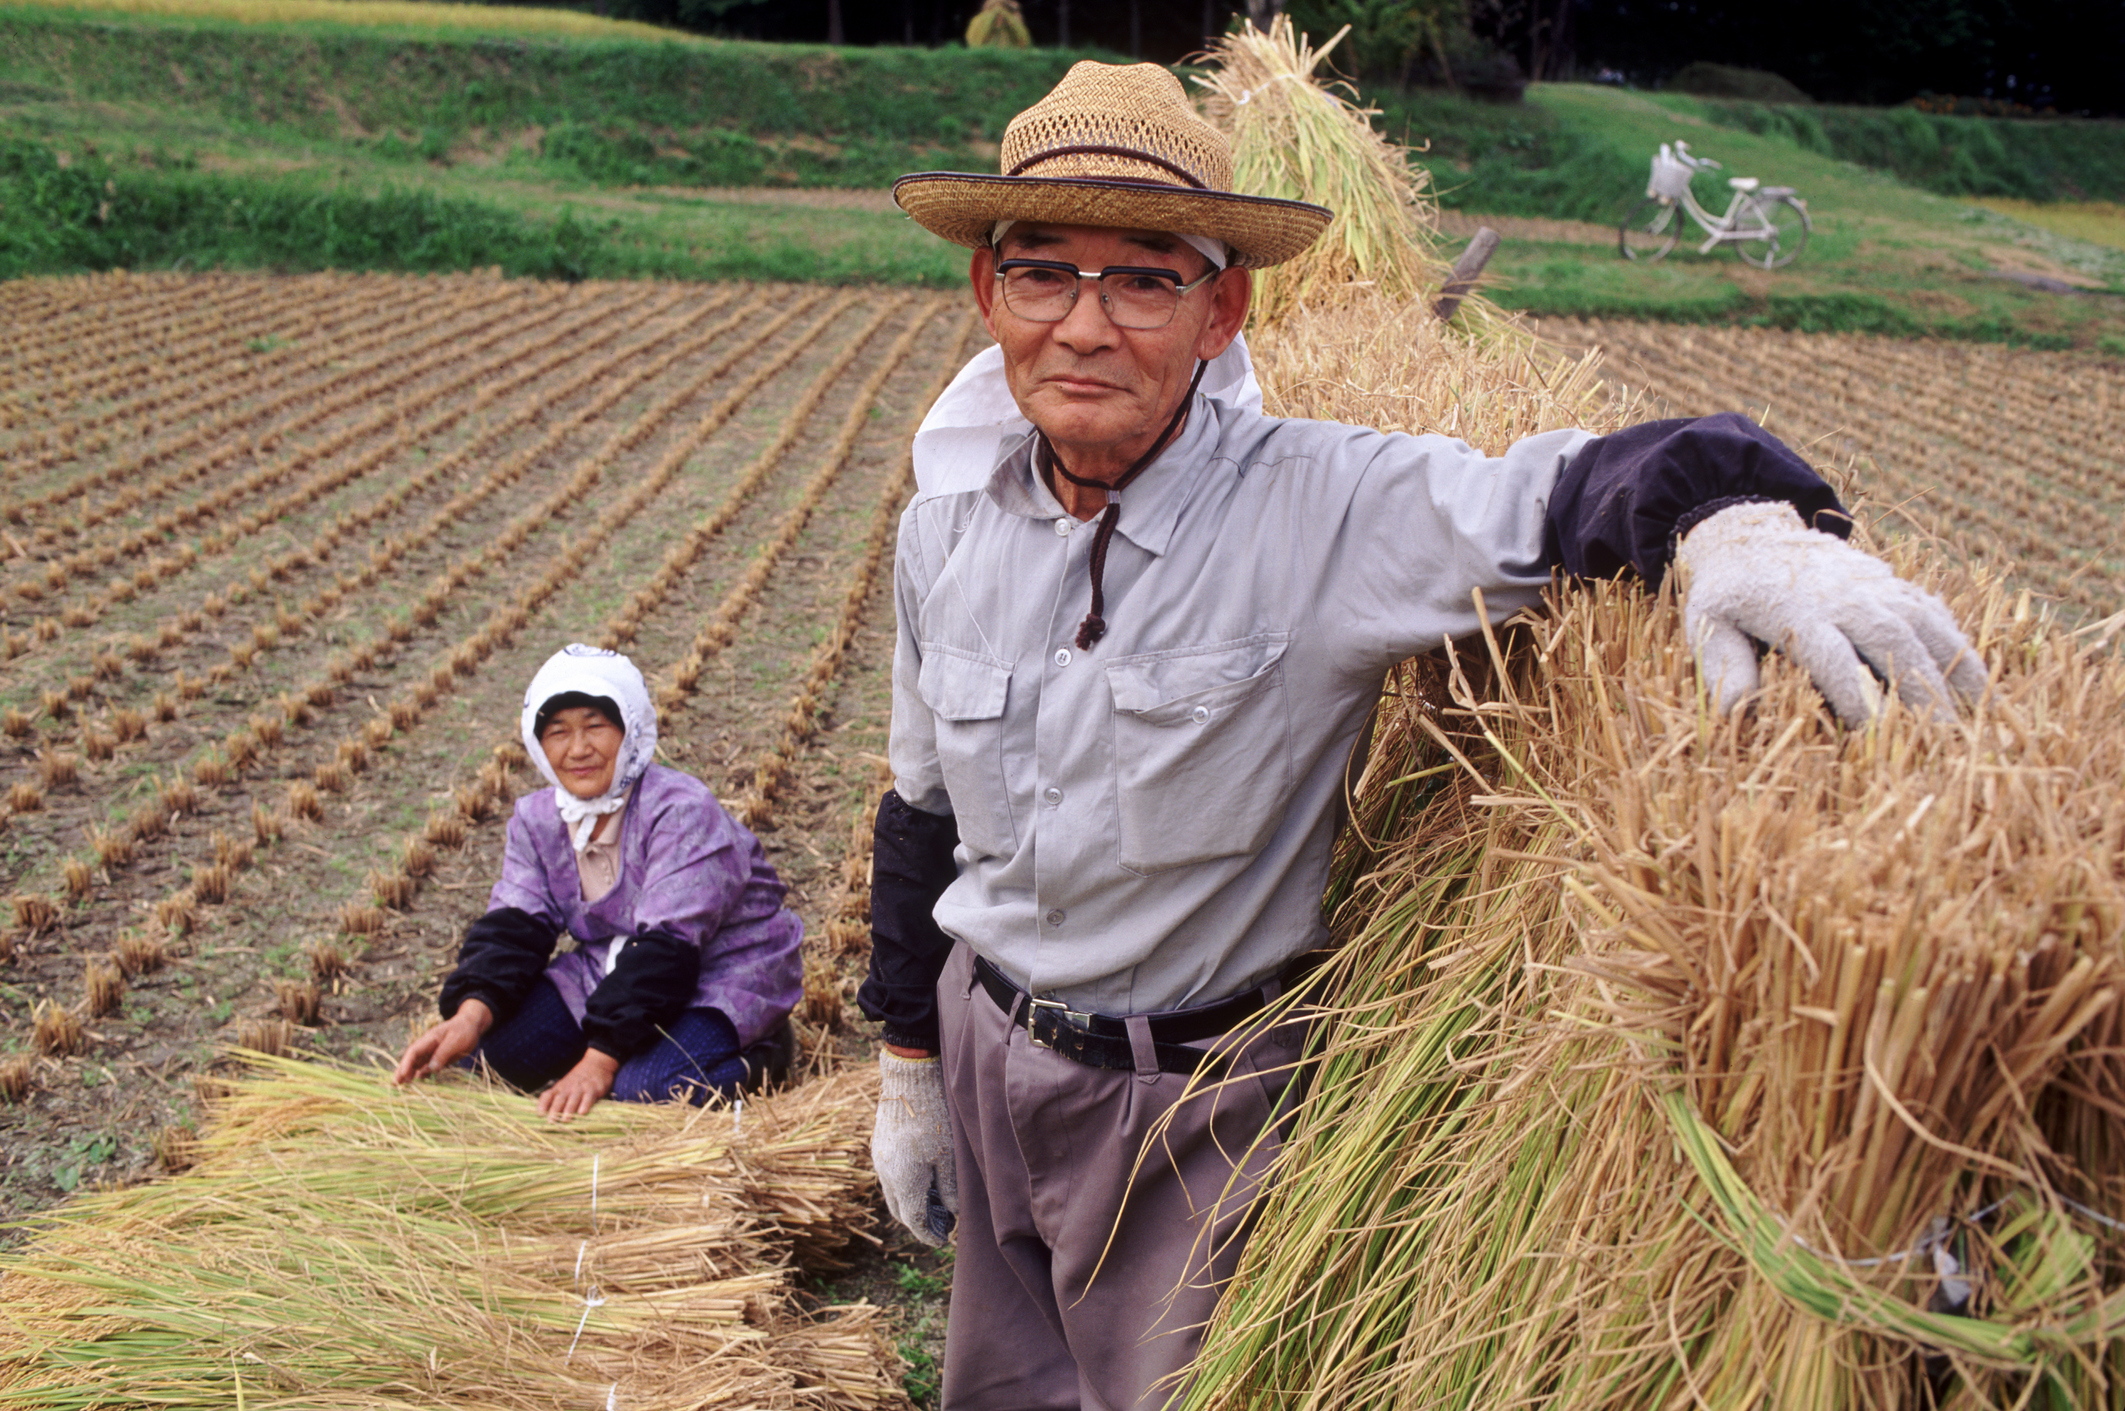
[1049,278,1123,352]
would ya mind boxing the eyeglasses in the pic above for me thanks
[993,258,1220,330]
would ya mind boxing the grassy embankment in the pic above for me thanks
[3,0,2123,347]
[0,0,1090,284]
[1373,83,2125,349]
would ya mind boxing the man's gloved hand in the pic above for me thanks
[873,1049,958,1246]
[1677,501,1987,725]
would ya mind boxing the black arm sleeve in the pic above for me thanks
[855,789,961,1052]
[1543,412,1849,591]
[440,907,558,1023]
[580,926,699,1060]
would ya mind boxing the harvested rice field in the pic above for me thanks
[0,268,975,1405]
[0,267,976,1213]
[2,269,2122,1407]
[1539,317,2125,622]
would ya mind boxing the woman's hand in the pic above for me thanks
[538,1048,620,1121]
[393,999,494,1085]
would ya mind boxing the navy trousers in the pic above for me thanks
[472,977,750,1104]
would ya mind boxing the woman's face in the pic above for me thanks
[540,706,624,800]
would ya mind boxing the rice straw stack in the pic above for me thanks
[1196,18,1473,331]
[1246,288,1626,447]
[1180,528,2125,1406]
[0,1054,902,1409]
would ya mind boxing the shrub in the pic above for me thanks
[1668,62,1812,104]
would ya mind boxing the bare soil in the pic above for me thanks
[0,270,984,1403]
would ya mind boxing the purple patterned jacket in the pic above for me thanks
[477,764,803,1050]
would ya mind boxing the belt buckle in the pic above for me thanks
[1026,995,1090,1050]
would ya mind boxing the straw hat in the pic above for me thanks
[893,61,1331,269]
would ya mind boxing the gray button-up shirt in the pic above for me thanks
[890,392,1593,1017]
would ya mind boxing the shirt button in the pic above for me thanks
[1045,909,1065,927]
[1053,517,1072,536]
[1043,787,1063,806]
[1053,648,1072,667]
[1191,705,1211,724]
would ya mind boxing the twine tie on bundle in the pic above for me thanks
[1049,359,1208,650]
[568,1153,604,1365]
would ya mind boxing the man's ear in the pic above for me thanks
[970,246,1001,338]
[1193,266,1252,362]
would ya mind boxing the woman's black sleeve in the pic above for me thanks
[580,927,698,1060]
[1542,412,1849,589]
[440,907,558,1023]
[856,789,961,1052]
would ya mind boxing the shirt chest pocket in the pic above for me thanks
[916,645,1019,860]
[1105,634,1291,876]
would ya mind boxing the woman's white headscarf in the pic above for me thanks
[520,645,658,852]
[910,332,1263,497]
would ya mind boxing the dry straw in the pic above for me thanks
[0,1054,900,1409]
[1179,548,2124,1404]
[1196,18,1471,330]
[1159,87,2123,1398]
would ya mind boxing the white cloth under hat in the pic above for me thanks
[519,645,658,853]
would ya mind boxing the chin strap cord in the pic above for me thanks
[1046,359,1209,651]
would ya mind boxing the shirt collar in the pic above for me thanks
[983,393,1221,559]
[581,789,631,852]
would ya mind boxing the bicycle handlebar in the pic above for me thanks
[1671,140,1722,171]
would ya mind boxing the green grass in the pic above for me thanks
[3,7,2123,350]
[0,8,1086,186]
[1973,199,2125,252]
[0,137,962,284]
[0,5,1047,284]
[1693,99,2125,203]
[1401,84,2125,348]
[1,0,700,42]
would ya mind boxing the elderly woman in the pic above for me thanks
[394,644,802,1119]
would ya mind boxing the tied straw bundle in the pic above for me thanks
[1176,30,2123,1406]
[1197,18,1489,333]
[1179,545,2125,1407]
[0,1054,903,1409]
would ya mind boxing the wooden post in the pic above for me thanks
[1433,227,1500,323]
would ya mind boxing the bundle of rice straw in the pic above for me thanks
[0,1055,902,1410]
[1246,289,1623,447]
[1195,18,1468,330]
[1178,518,2125,1405]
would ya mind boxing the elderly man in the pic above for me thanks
[859,62,1981,1411]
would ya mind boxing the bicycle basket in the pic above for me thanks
[1647,146,1693,200]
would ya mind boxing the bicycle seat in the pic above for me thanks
[1727,176,1761,192]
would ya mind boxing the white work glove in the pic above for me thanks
[872,1049,958,1246]
[1677,501,1986,725]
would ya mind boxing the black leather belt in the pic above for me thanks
[973,954,1303,1076]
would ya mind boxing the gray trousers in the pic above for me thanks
[936,943,1303,1411]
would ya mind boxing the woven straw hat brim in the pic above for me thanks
[892,173,1331,270]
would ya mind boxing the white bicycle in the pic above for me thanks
[1618,141,1810,269]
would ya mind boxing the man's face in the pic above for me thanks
[971,224,1251,472]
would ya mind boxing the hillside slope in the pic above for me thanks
[1399,84,2125,348]
[3,8,2122,348]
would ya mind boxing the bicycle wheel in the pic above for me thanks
[1732,195,1810,269]
[1618,198,1679,262]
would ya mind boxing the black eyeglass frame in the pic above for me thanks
[991,257,1222,329]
